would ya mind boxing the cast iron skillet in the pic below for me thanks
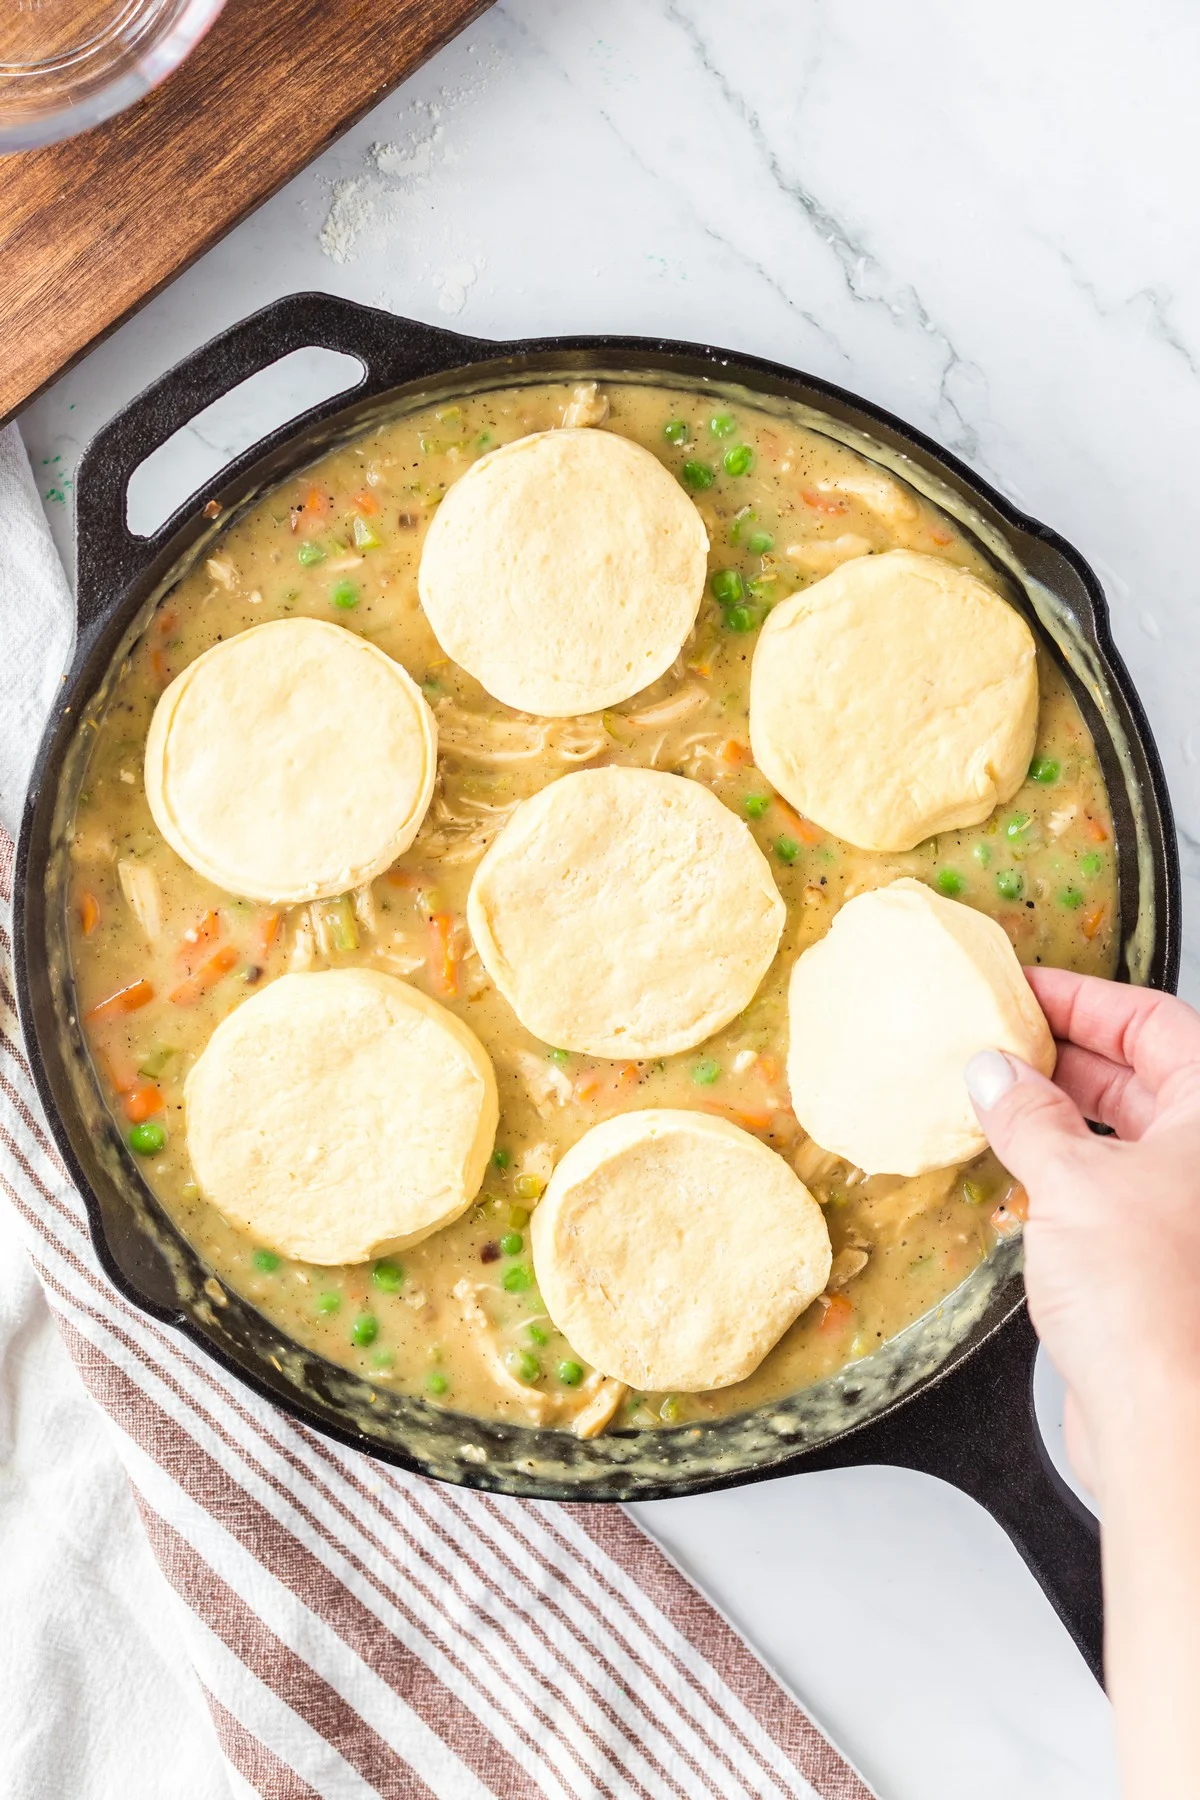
[15,293,1181,1685]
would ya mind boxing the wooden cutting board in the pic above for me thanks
[0,0,491,425]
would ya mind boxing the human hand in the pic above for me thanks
[964,969,1200,1496]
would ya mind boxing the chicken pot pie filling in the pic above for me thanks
[67,377,1117,1434]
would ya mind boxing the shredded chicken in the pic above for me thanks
[434,702,605,768]
[784,534,873,577]
[519,1141,557,1189]
[827,1246,870,1291]
[571,1375,628,1440]
[205,556,237,589]
[288,912,317,971]
[512,1050,573,1116]
[1047,803,1078,838]
[117,859,163,941]
[621,684,708,730]
[70,827,116,863]
[451,1279,561,1424]
[352,883,378,935]
[816,470,920,524]
[374,932,426,975]
[674,732,731,780]
[793,1136,844,1184]
[561,382,610,428]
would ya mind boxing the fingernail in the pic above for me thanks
[964,1049,1017,1112]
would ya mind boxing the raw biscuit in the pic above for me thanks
[145,618,436,903]
[786,878,1055,1176]
[531,1109,831,1391]
[185,969,497,1263]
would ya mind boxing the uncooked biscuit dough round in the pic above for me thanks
[749,549,1038,853]
[145,618,436,903]
[185,969,497,1264]
[417,428,709,715]
[531,1110,831,1391]
[786,878,1055,1177]
[467,767,786,1058]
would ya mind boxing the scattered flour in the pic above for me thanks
[436,262,481,315]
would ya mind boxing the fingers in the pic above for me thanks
[964,1050,1092,1186]
[1024,968,1200,1092]
[1052,1042,1158,1140]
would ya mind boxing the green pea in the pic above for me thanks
[663,419,688,444]
[774,836,799,864]
[682,460,715,491]
[476,431,493,450]
[372,1349,395,1369]
[507,1205,530,1228]
[1029,756,1060,784]
[1059,886,1085,909]
[711,569,744,605]
[331,579,359,610]
[962,1179,989,1206]
[128,1122,165,1155]
[557,1360,584,1387]
[936,869,964,897]
[744,794,770,819]
[500,1231,524,1256]
[724,605,755,633]
[316,1292,341,1315]
[709,412,737,437]
[351,1313,379,1347]
[252,1248,281,1273]
[426,1372,449,1396]
[723,445,754,477]
[1005,812,1031,840]
[508,1349,541,1384]
[747,529,774,555]
[691,1058,721,1086]
[297,542,325,566]
[372,1259,404,1293]
[526,1323,548,1345]
[996,869,1024,900]
[491,1147,511,1170]
[972,842,991,867]
[1080,851,1104,878]
[548,1048,570,1065]
[502,1264,533,1293]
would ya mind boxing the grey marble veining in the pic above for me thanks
[19,2,1199,1792]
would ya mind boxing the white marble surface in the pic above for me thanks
[18,1,1200,1793]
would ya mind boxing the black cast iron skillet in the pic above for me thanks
[15,294,1181,1685]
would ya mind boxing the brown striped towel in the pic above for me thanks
[0,827,873,1799]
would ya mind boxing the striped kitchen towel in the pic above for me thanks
[0,826,875,1800]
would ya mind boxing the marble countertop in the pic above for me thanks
[20,2,1200,1793]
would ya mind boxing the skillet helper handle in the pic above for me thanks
[73,292,492,636]
[801,1305,1104,1682]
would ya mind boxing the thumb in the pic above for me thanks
[964,1050,1091,1187]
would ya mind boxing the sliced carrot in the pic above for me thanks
[701,1101,776,1133]
[819,1292,854,1335]
[382,867,420,889]
[991,1184,1029,1237]
[350,489,379,515]
[169,946,238,1006]
[801,488,848,516]
[86,979,154,1024]
[1082,904,1106,942]
[179,909,221,971]
[303,485,330,518]
[574,1074,602,1103]
[79,891,100,936]
[429,913,459,997]
[1084,814,1109,843]
[123,1082,164,1123]
[756,1052,780,1085]
[720,739,753,768]
[615,1062,640,1092]
[151,649,168,686]
[254,910,281,959]
[774,799,822,846]
[929,527,952,547]
[99,1042,139,1094]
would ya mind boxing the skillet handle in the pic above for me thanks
[73,292,494,637]
[799,1305,1104,1682]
